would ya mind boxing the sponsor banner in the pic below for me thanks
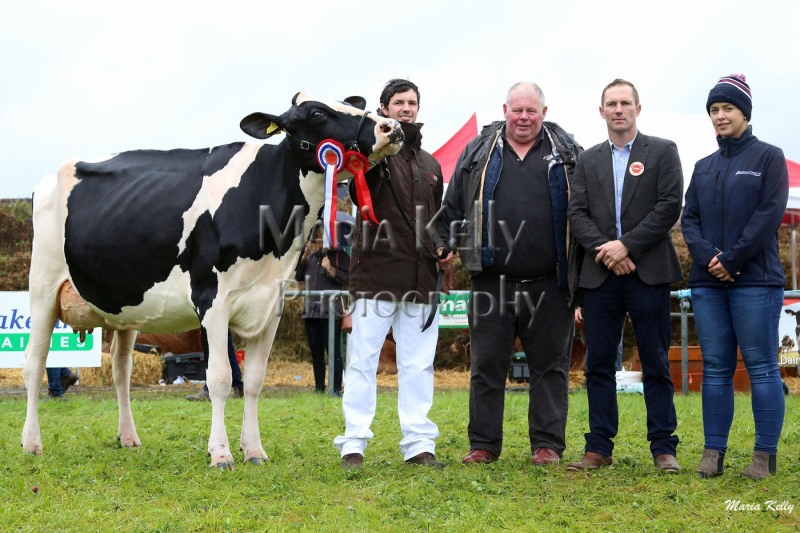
[0,291,101,368]
[439,290,468,329]
[779,298,800,367]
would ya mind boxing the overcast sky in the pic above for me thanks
[2,0,798,199]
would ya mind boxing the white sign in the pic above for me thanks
[780,300,800,367]
[0,291,101,368]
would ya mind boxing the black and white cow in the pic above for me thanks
[21,93,402,467]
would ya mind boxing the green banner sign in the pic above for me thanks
[439,291,469,329]
[0,333,94,352]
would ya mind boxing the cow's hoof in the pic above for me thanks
[210,459,235,470]
[209,452,235,469]
[22,442,43,455]
[118,434,142,448]
[243,449,269,465]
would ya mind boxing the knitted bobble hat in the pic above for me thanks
[706,74,752,121]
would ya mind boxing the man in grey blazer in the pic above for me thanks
[566,79,683,473]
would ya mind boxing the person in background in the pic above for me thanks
[682,74,788,479]
[295,222,349,395]
[435,81,582,467]
[185,331,244,401]
[46,367,78,398]
[334,78,445,470]
[567,78,683,473]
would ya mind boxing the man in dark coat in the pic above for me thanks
[566,79,683,473]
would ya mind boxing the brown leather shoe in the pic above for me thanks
[340,453,364,470]
[61,372,78,394]
[654,454,681,474]
[566,452,613,471]
[462,449,498,464]
[405,452,445,469]
[531,447,560,466]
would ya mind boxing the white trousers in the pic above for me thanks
[334,298,440,460]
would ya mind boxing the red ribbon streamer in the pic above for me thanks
[345,151,378,224]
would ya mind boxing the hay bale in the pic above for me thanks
[79,351,165,386]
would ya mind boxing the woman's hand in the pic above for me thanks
[708,254,735,282]
[321,255,336,277]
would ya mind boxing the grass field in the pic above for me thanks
[0,385,798,532]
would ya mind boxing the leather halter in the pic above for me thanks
[284,111,372,160]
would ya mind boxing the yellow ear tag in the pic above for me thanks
[265,122,281,136]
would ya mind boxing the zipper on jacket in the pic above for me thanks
[719,164,729,254]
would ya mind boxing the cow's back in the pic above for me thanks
[63,145,248,315]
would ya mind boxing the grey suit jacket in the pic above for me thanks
[567,132,683,289]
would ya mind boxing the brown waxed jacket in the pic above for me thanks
[348,121,443,303]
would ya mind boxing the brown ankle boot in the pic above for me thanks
[741,450,776,479]
[697,449,724,478]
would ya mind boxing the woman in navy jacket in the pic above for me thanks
[682,74,789,479]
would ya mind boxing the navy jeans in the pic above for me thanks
[692,286,785,454]
[583,274,679,457]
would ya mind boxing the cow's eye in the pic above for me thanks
[310,110,326,122]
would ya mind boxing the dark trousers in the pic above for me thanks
[582,274,679,457]
[304,318,343,393]
[203,331,242,391]
[467,276,572,457]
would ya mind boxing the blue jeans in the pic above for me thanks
[46,367,73,396]
[692,286,785,455]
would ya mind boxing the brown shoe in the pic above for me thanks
[531,447,560,466]
[566,452,612,471]
[462,449,498,464]
[340,453,364,470]
[185,389,210,401]
[654,454,681,474]
[61,372,78,394]
[405,452,445,469]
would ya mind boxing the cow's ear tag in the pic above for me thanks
[265,122,281,136]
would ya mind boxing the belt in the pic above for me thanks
[504,275,555,284]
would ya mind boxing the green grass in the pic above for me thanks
[0,388,798,532]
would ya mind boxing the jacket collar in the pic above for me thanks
[717,127,756,157]
[399,121,423,151]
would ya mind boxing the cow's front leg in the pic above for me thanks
[206,326,235,468]
[238,319,279,465]
[111,330,141,447]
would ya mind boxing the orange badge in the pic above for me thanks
[629,162,644,176]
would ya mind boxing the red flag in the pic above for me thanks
[432,113,478,184]
[780,158,800,226]
[788,158,800,188]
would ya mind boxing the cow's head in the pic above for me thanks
[240,93,403,174]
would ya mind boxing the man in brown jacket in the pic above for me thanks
[334,79,445,469]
